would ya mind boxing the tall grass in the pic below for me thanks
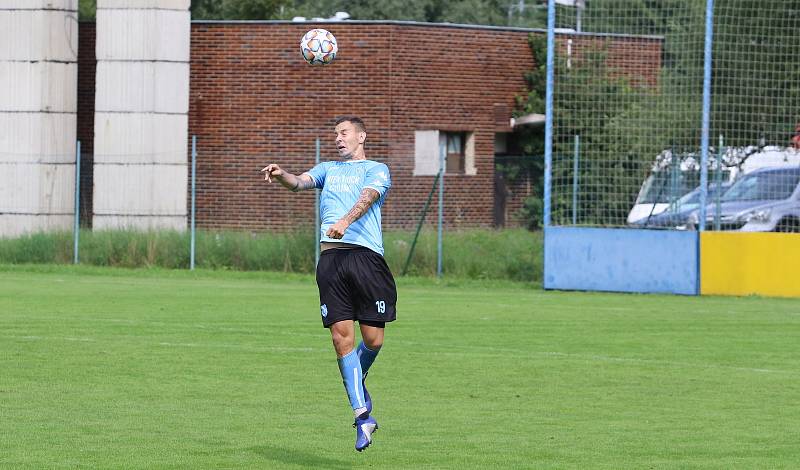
[0,228,542,282]
[0,232,74,264]
[384,229,541,281]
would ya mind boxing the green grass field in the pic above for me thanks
[2,265,799,469]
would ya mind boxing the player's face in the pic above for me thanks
[334,121,365,159]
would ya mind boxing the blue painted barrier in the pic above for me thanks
[544,227,698,295]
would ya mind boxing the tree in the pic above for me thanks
[78,0,289,21]
[512,0,799,228]
[277,0,510,24]
[192,0,289,20]
[78,0,96,20]
[507,35,547,229]
[710,0,800,147]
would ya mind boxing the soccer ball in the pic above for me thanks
[300,29,338,66]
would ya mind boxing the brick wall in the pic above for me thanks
[77,22,662,232]
[505,176,536,226]
[383,25,536,229]
[77,22,95,227]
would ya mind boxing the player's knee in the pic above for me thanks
[331,333,350,348]
[333,340,354,357]
[330,327,350,341]
[364,337,383,350]
[330,327,354,354]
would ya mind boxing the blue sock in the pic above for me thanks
[356,341,380,376]
[337,349,366,415]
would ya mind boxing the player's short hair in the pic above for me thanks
[334,115,366,133]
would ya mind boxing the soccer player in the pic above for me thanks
[261,116,396,452]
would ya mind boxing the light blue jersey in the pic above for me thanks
[306,159,391,255]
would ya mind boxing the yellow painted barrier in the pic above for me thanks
[701,232,800,298]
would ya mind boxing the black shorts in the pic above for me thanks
[316,247,397,328]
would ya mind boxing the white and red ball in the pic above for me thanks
[300,29,338,66]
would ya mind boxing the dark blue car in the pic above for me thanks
[631,182,731,229]
[633,167,800,232]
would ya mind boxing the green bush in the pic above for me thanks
[0,228,543,282]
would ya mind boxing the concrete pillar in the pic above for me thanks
[92,0,190,230]
[0,0,78,237]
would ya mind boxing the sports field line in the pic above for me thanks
[395,340,797,375]
[534,351,788,375]
[3,334,327,354]
[4,332,795,376]
[0,314,332,338]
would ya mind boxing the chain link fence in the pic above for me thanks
[548,0,800,233]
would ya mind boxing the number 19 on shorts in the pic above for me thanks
[375,300,386,314]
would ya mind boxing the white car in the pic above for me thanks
[627,146,800,224]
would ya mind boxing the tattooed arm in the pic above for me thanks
[260,164,316,192]
[325,188,380,239]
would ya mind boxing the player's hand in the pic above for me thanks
[326,220,349,239]
[261,164,284,183]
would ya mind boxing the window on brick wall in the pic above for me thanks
[445,132,465,173]
[414,130,476,176]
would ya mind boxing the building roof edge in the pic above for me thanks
[189,19,664,40]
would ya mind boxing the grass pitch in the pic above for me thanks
[1,265,799,469]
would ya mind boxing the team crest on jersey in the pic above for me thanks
[320,304,328,318]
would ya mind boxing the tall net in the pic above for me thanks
[549,0,800,231]
[706,1,800,232]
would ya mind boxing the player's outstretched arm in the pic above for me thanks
[261,164,315,192]
[326,188,380,239]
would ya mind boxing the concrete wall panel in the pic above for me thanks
[95,61,189,114]
[96,9,189,61]
[4,0,77,9]
[93,1,190,231]
[0,215,73,238]
[0,163,75,214]
[93,164,187,215]
[0,62,77,112]
[97,0,190,10]
[92,214,186,231]
[0,113,76,163]
[544,226,699,295]
[0,10,78,61]
[0,5,77,237]
[94,113,187,164]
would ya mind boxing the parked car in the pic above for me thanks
[626,150,704,224]
[638,167,800,232]
[705,167,800,232]
[627,146,800,224]
[630,181,732,229]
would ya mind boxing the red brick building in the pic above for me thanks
[77,21,662,231]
